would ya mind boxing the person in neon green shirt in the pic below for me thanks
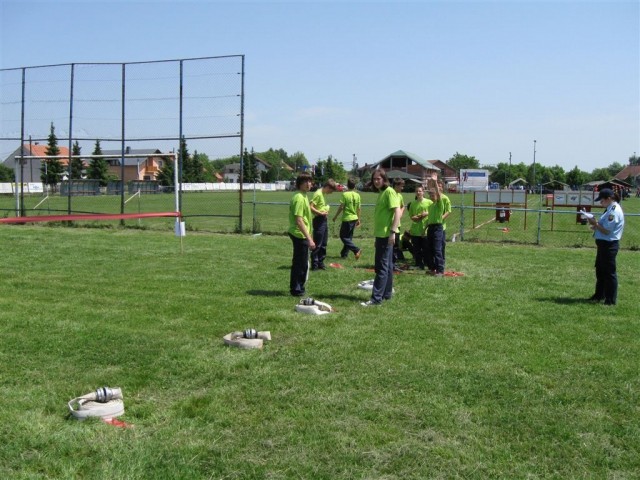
[362,169,402,306]
[332,177,362,259]
[310,178,337,270]
[408,185,432,269]
[425,176,451,275]
[391,178,407,271]
[288,173,315,296]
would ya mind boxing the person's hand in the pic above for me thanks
[388,234,396,246]
[309,239,317,250]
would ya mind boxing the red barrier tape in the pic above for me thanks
[0,212,180,224]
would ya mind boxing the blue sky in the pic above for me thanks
[1,0,638,172]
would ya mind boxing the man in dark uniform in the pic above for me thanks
[585,188,625,305]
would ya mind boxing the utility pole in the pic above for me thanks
[532,140,537,193]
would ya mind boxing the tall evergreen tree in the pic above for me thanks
[157,156,175,186]
[70,141,84,179]
[189,151,207,182]
[242,148,258,183]
[41,122,64,190]
[178,137,192,182]
[87,139,109,186]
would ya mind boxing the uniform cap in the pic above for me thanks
[594,188,614,201]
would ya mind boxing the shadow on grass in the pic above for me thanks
[540,296,598,305]
[246,290,289,297]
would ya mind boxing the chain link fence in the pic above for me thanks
[1,56,244,230]
[240,190,640,250]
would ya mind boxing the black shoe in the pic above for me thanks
[291,291,305,297]
[603,300,616,306]
[318,265,327,270]
[588,295,603,303]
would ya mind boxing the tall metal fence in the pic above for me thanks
[239,191,640,251]
[0,56,245,229]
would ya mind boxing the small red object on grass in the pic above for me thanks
[102,418,133,428]
[329,263,344,269]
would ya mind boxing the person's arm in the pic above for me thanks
[587,215,611,235]
[310,202,324,216]
[388,207,402,245]
[296,216,316,249]
[332,204,344,222]
[428,177,442,201]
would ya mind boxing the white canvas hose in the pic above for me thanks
[294,298,333,315]
[223,330,271,349]
[68,387,124,420]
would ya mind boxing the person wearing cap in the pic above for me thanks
[586,188,625,305]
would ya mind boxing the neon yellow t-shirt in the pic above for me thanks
[408,198,433,236]
[427,194,452,229]
[311,189,330,216]
[288,192,312,239]
[339,191,361,222]
[373,186,401,238]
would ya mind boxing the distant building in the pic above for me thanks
[102,147,167,182]
[615,165,640,186]
[360,150,441,182]
[2,143,72,182]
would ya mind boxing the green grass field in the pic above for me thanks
[1,225,638,479]
[2,190,639,249]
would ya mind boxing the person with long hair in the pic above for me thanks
[361,169,402,306]
[585,188,625,305]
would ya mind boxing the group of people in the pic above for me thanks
[287,170,451,306]
[288,172,626,307]
[361,170,451,306]
[287,174,362,297]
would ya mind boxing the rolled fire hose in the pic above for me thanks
[68,387,125,420]
[223,329,271,349]
[294,297,333,315]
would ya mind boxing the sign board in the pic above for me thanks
[475,190,527,204]
[459,169,489,192]
[552,190,596,206]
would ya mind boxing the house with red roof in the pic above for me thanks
[2,143,72,183]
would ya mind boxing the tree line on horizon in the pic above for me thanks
[1,122,638,188]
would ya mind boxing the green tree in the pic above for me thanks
[0,164,14,181]
[590,167,610,182]
[607,162,624,178]
[629,154,640,166]
[488,162,511,186]
[566,166,589,189]
[87,139,110,187]
[314,155,347,185]
[156,156,175,186]
[179,137,206,183]
[242,148,259,183]
[446,152,480,173]
[287,151,309,173]
[70,141,84,179]
[40,122,64,190]
[192,151,210,182]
